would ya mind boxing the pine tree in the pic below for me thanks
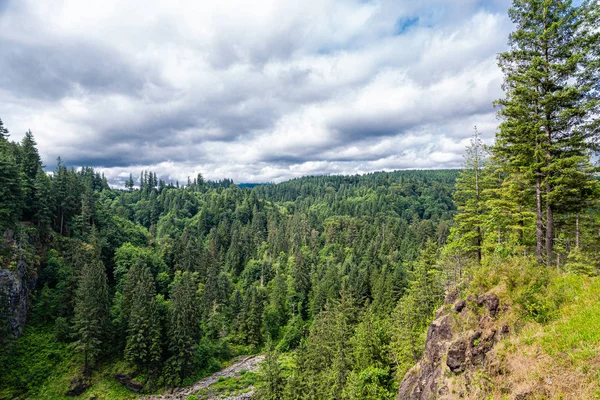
[0,140,23,227]
[33,166,53,232]
[0,117,9,141]
[125,173,134,191]
[20,130,42,220]
[391,240,443,378]
[125,266,162,375]
[495,0,600,264]
[449,127,487,264]
[166,272,200,384]
[255,342,285,400]
[72,256,110,373]
[243,285,265,347]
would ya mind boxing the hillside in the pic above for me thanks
[1,0,599,398]
[0,130,458,400]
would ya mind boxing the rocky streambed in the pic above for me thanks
[143,354,264,400]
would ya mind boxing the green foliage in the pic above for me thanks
[494,0,600,263]
[71,253,110,372]
[5,1,594,397]
[343,366,396,400]
[124,266,162,376]
[166,271,201,384]
[0,116,463,397]
[449,127,487,263]
[255,344,285,400]
[0,328,71,399]
[565,247,597,276]
[390,240,444,378]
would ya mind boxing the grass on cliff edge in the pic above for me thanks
[470,257,600,399]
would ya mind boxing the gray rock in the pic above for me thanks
[454,299,466,313]
[397,314,454,399]
[0,266,29,340]
[447,338,467,373]
[477,293,500,316]
[470,329,497,366]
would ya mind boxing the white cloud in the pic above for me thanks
[0,0,512,184]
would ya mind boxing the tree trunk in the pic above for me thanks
[545,191,553,264]
[84,348,88,376]
[476,227,482,264]
[576,213,580,249]
[535,175,544,264]
[543,18,553,265]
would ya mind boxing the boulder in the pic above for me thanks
[454,299,466,313]
[0,265,29,340]
[447,338,467,373]
[477,294,500,316]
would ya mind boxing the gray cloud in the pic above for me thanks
[0,0,513,184]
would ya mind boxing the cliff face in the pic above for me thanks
[398,291,508,399]
[0,262,29,340]
[0,230,35,341]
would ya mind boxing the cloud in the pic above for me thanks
[0,0,512,184]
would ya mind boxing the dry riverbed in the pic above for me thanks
[142,355,264,400]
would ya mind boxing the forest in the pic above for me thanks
[0,121,457,398]
[1,0,599,399]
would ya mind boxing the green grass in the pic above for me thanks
[0,325,263,400]
[0,327,139,400]
[539,275,600,362]
[195,371,258,398]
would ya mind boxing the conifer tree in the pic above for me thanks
[255,341,285,400]
[495,0,600,263]
[125,173,134,191]
[72,254,110,373]
[0,139,23,227]
[0,117,9,141]
[391,240,443,378]
[33,166,53,232]
[20,130,42,220]
[449,127,487,264]
[125,266,162,375]
[166,272,200,383]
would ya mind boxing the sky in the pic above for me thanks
[0,0,514,185]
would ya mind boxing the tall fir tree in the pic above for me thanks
[20,130,42,220]
[166,272,200,384]
[125,266,162,375]
[448,127,487,264]
[72,253,110,373]
[495,0,600,263]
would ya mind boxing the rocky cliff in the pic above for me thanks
[398,290,509,399]
[0,230,35,341]
[0,263,30,339]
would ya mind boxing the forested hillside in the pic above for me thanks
[1,0,599,399]
[0,119,457,399]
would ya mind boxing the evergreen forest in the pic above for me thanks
[1,0,599,399]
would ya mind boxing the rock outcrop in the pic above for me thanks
[398,292,506,399]
[0,260,30,340]
[0,229,36,341]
